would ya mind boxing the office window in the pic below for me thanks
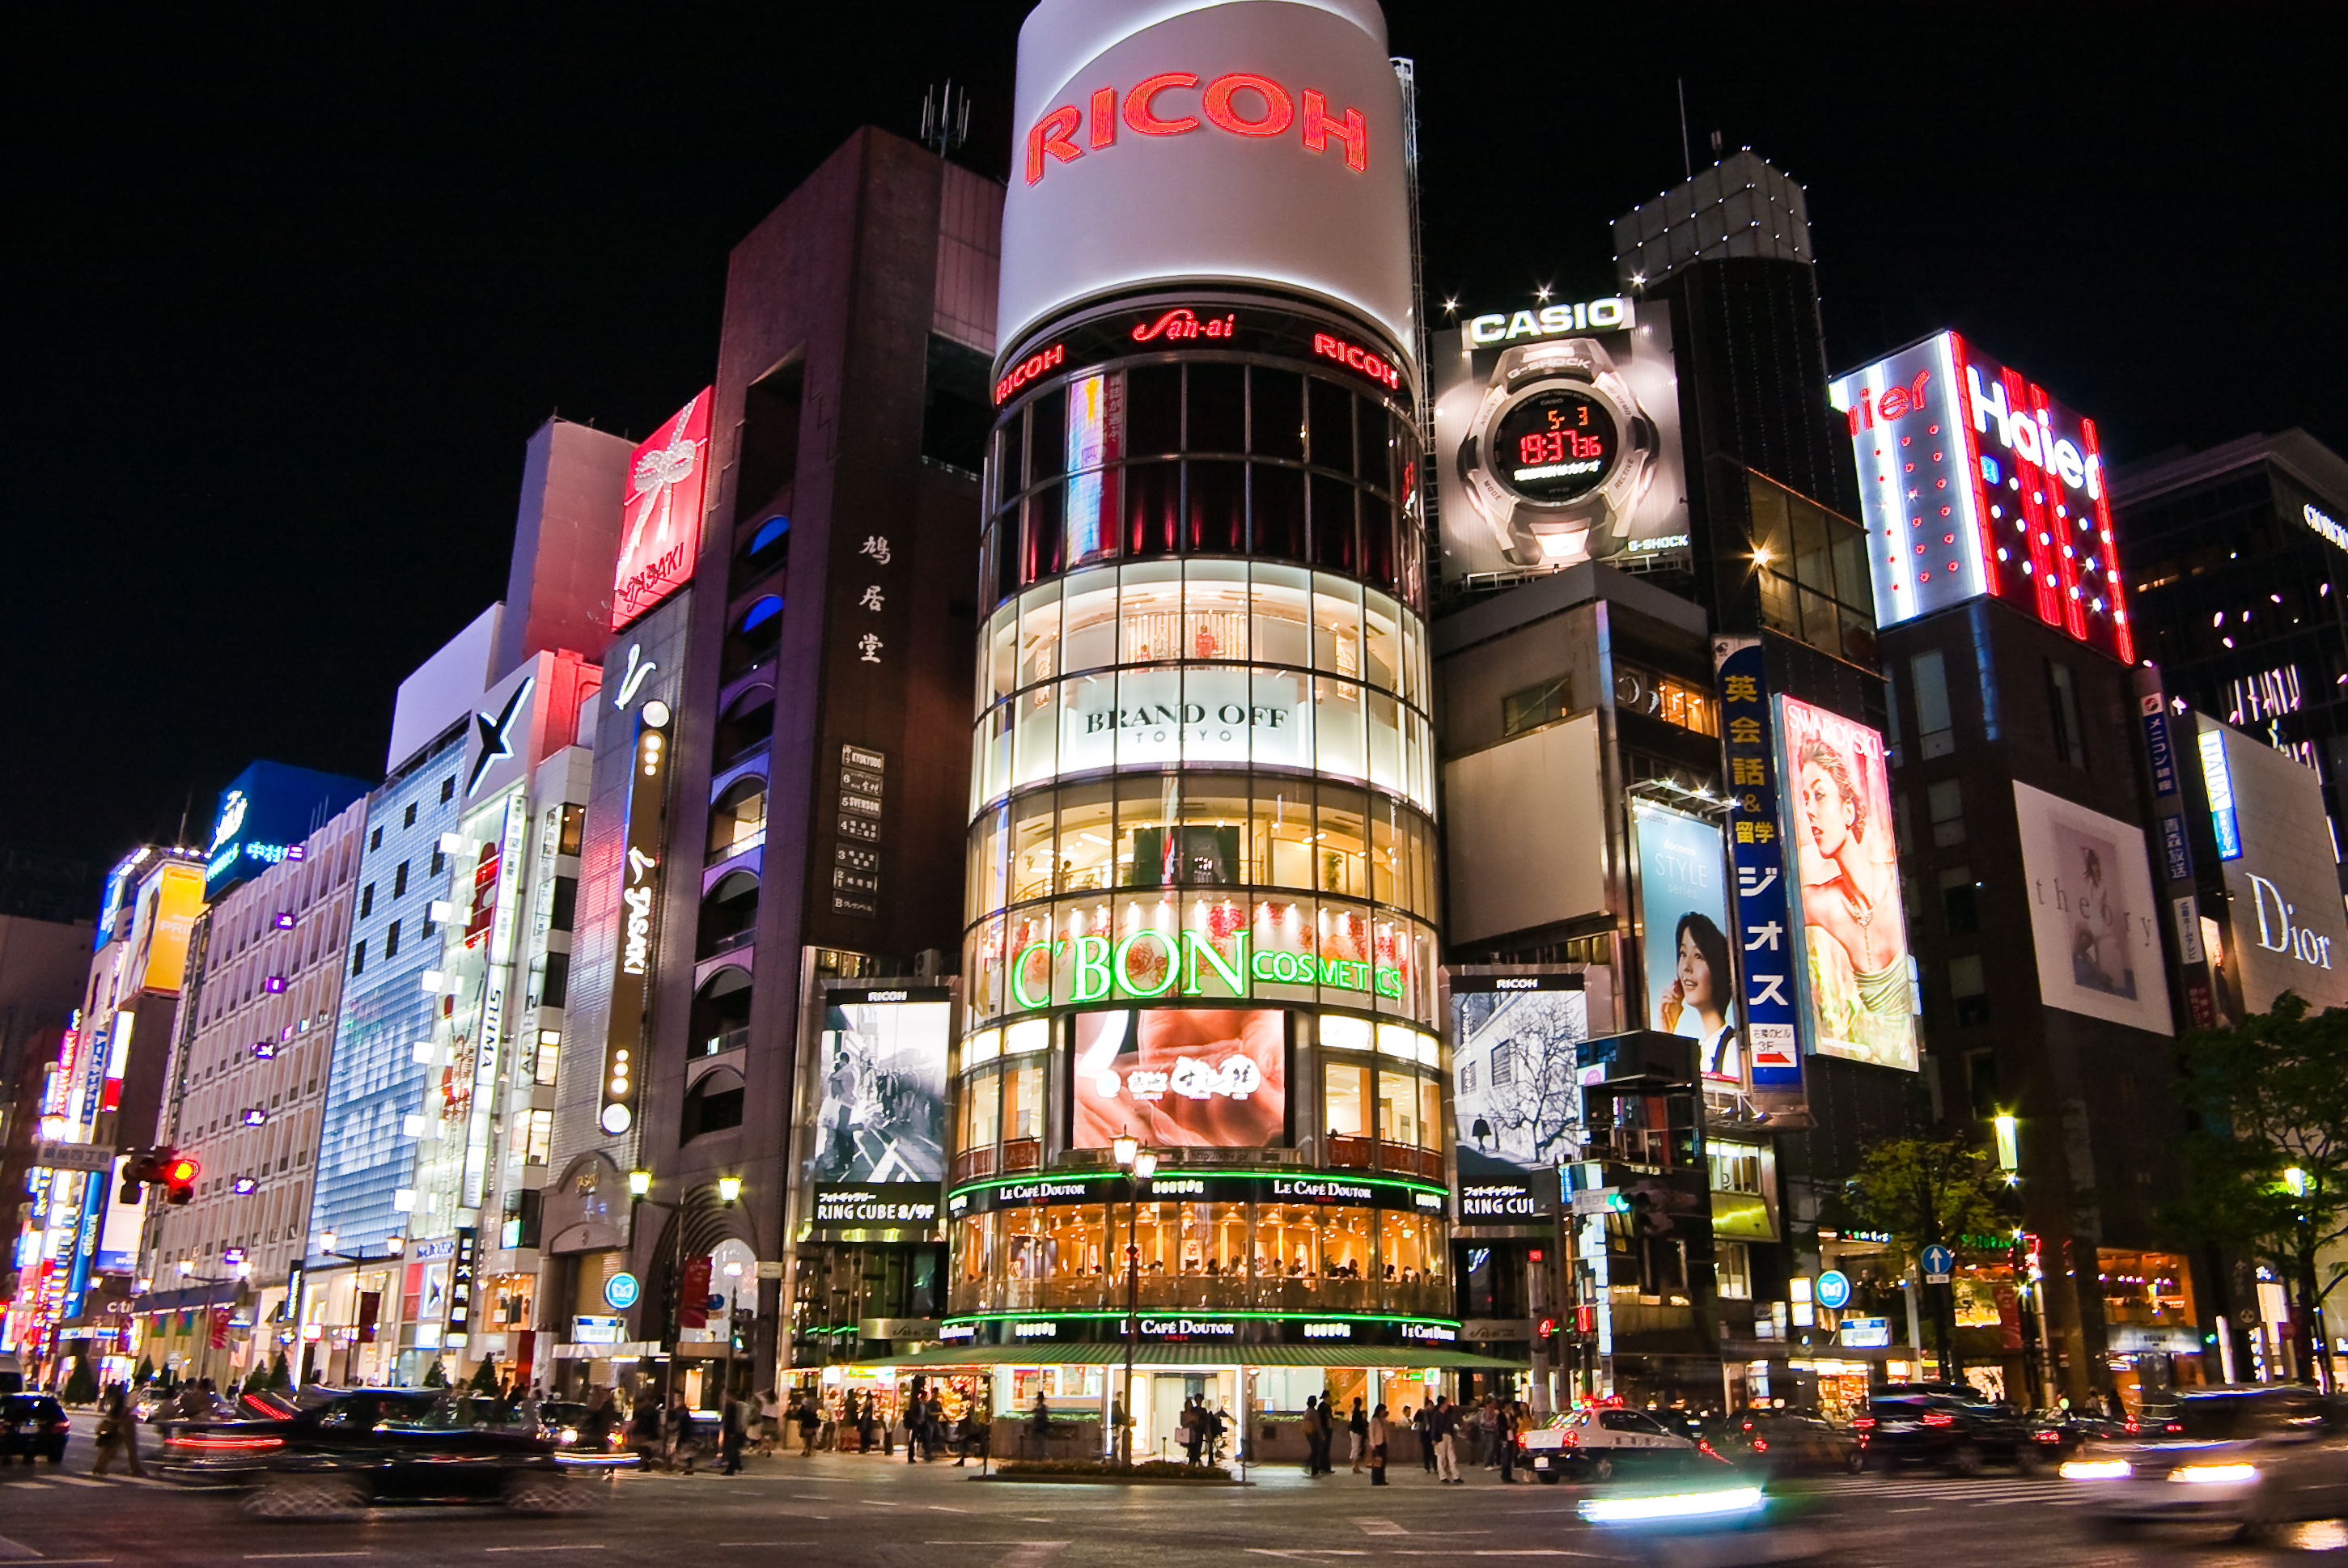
[384,921,401,960]
[1715,1241,1752,1301]
[1747,472,1877,667]
[536,951,570,1010]
[403,802,418,828]
[1947,953,1988,1027]
[371,826,383,850]
[359,884,375,918]
[2047,659,2087,769]
[1939,865,1980,935]
[350,941,366,977]
[1928,779,1965,848]
[548,875,578,932]
[522,1108,553,1168]
[430,847,445,877]
[1964,1049,1999,1120]
[1910,649,1954,759]
[1502,676,1567,738]
[394,862,409,897]
[441,775,456,803]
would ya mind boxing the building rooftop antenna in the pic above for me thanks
[921,80,971,161]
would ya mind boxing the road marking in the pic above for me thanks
[992,1549,1068,1568]
[244,1555,372,1562]
[929,1505,973,1513]
[1889,1507,1931,1513]
[51,1477,110,1489]
[0,1541,42,1562]
[717,1545,807,1549]
[483,1549,606,1555]
[1358,1519,1406,1536]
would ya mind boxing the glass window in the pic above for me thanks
[1379,1210,1436,1283]
[969,804,1010,920]
[1318,1207,1371,1278]
[1320,1014,1371,1052]
[1325,1059,1368,1138]
[1179,777,1252,883]
[962,1066,1001,1154]
[1308,379,1354,475]
[1262,782,1316,890]
[978,704,1013,805]
[1315,786,1368,897]
[1187,460,1245,554]
[1010,795,1055,905]
[1314,679,1367,780]
[1004,1059,1046,1143]
[1250,367,1305,462]
[1252,462,1306,561]
[1118,562,1185,662]
[1126,365,1181,456]
[1061,569,1120,675]
[1188,362,1245,454]
[1056,782,1115,895]
[1028,388,1066,483]
[1012,684,1057,789]
[986,604,1017,704]
[1379,1069,1435,1150]
[1361,592,1401,693]
[1116,775,1174,888]
[1184,559,1250,661]
[1367,690,1402,792]
[1250,564,1312,667]
[1124,460,1180,557]
[1311,576,1363,679]
[1310,473,1357,575]
[1251,667,1314,771]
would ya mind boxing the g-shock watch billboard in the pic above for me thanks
[1455,337,1658,569]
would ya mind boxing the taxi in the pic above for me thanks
[1519,1405,1713,1483]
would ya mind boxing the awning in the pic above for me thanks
[134,1282,241,1314]
[854,1344,1528,1371]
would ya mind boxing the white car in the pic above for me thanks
[1519,1406,1705,1482]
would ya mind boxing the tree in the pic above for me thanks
[469,1357,502,1396]
[2168,992,2348,1388]
[243,1362,269,1394]
[135,1356,157,1387]
[1846,1134,2007,1377]
[423,1358,448,1388]
[63,1354,100,1405]
[268,1350,293,1391]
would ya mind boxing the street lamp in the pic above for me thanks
[717,1173,742,1206]
[1112,1138,1157,1464]
[627,1173,742,1405]
[303,1233,403,1384]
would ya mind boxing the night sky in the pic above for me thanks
[11,5,2340,898]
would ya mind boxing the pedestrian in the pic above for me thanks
[721,1388,748,1475]
[957,1403,990,1467]
[631,1392,664,1466]
[797,1394,822,1457]
[1412,1404,1434,1473]
[755,1388,780,1456]
[1496,1401,1519,1483]
[666,1394,698,1474]
[1480,1396,1499,1469]
[580,1388,617,1452]
[1111,1394,1130,1464]
[1367,1403,1389,1486]
[857,1389,878,1454]
[1310,1394,1333,1476]
[1029,1389,1052,1457]
[1432,1396,1460,1484]
[1299,1395,1320,1476]
[926,1392,946,1461]
[1181,1397,1205,1466]
[90,1384,145,1478]
[1348,1396,1367,1473]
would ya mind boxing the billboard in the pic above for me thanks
[126,859,206,996]
[1430,301,1688,583]
[1829,332,2132,662]
[809,986,952,1184]
[2013,781,2174,1034]
[611,388,712,630]
[2193,717,2348,1016]
[203,761,369,899]
[1631,802,1740,1084]
[1069,1007,1286,1149]
[1450,972,1584,1220]
[1443,714,1606,945]
[997,0,1413,361]
[1779,695,1918,1071]
[1717,642,1806,1121]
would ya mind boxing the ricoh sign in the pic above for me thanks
[997,0,1413,366]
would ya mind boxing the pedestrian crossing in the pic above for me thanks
[1791,1473,2077,1505]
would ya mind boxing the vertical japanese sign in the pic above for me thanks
[2135,667,2216,1028]
[1714,640,1806,1124]
[600,702,672,1137]
[446,1227,478,1345]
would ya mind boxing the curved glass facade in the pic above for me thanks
[950,292,1452,1352]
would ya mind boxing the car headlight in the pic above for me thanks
[2168,1463,2258,1485]
[1579,1487,1765,1524]
[2059,1460,2132,1480]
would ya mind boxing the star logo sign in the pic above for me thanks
[466,676,535,796]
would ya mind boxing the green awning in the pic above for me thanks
[847,1343,1527,1371]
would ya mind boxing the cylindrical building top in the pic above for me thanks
[998,0,1414,362]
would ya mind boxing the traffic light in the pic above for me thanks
[163,1153,200,1205]
[124,1148,199,1205]
[1575,1303,1595,1335]
[1537,1316,1558,1340]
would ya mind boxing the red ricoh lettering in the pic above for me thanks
[1311,331,1400,390]
[1026,70,1369,185]
[994,342,1066,405]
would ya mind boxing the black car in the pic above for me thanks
[1,1393,71,1464]
[158,1388,628,1515]
[1854,1393,2044,1476]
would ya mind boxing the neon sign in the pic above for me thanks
[1464,299,1633,345]
[1007,929,1403,1010]
[1132,308,1235,342]
[993,341,1065,406]
[1025,71,1368,186]
[1311,331,1401,390]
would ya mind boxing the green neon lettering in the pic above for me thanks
[1070,934,1113,1002]
[1182,930,1249,997]
[1373,965,1405,999]
[1113,929,1178,998]
[1320,956,1347,987]
[1010,939,1053,1011]
[1250,949,1278,982]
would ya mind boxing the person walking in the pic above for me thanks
[1432,1396,1460,1485]
[1412,1404,1434,1473]
[1347,1396,1367,1473]
[1495,1400,1519,1483]
[90,1384,145,1478]
[1367,1403,1389,1486]
[720,1389,747,1474]
[1298,1396,1320,1476]
[666,1394,698,1475]
[1480,1397,1499,1469]
[925,1392,946,1461]
[796,1394,822,1457]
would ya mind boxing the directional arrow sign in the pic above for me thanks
[1922,1244,1955,1284]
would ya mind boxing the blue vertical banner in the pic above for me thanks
[1714,639,1808,1125]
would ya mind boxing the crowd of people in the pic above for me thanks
[1290,1393,1536,1484]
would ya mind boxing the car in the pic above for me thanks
[156,1388,629,1516]
[1852,1393,2043,1476]
[536,1401,629,1456]
[2061,1384,2348,1541]
[1731,1411,1865,1475]
[1519,1405,1731,1483]
[1,1393,71,1464]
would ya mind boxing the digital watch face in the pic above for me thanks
[1493,389,1618,502]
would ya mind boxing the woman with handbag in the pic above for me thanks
[1367,1403,1388,1486]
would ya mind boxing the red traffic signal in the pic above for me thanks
[1575,1303,1595,1334]
[1537,1316,1558,1339]
[164,1155,200,1185]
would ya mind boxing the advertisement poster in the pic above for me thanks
[612,388,713,630]
[1778,695,1919,1072]
[809,988,951,1184]
[1430,303,1687,585]
[1716,642,1807,1122]
[2012,781,2173,1034]
[1070,1008,1286,1149]
[2192,718,2348,1016]
[1632,801,1740,1084]
[1450,971,1584,1219]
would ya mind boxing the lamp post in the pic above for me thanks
[303,1231,404,1386]
[1111,1137,1157,1464]
[629,1172,741,1409]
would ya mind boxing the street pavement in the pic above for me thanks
[6,1445,2348,1566]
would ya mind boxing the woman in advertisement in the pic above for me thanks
[1658,913,1740,1080]
[1792,730,1915,1066]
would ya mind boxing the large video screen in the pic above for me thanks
[1779,697,1918,1071]
[809,988,951,1183]
[1070,1008,1286,1149]
[1631,802,1740,1084]
[1451,973,1585,1188]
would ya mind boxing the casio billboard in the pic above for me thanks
[997,0,1413,365]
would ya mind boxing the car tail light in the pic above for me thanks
[1851,1417,1875,1430]
[169,1435,286,1451]
[1921,1413,1956,1427]
[1750,1438,1769,1453]
[2124,1419,2139,1434]
[1561,1429,1579,1447]
[2035,1430,2062,1443]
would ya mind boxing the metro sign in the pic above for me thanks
[1830,332,2132,663]
[1026,71,1368,186]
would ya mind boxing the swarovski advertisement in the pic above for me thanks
[1069,1007,1287,1149]
[809,986,952,1184]
[2012,780,2174,1034]
[997,0,1414,362]
[1828,330,2132,663]
[2193,718,2348,1015]
[1450,972,1583,1220]
[1631,802,1740,1085]
[1779,695,1919,1072]
[1430,303,1687,584]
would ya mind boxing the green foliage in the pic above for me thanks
[1845,1134,2007,1253]
[243,1362,269,1394]
[423,1358,448,1388]
[2169,993,2348,1290]
[468,1357,502,1395]
[268,1350,293,1391]
[135,1356,157,1387]
[63,1356,100,1405]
